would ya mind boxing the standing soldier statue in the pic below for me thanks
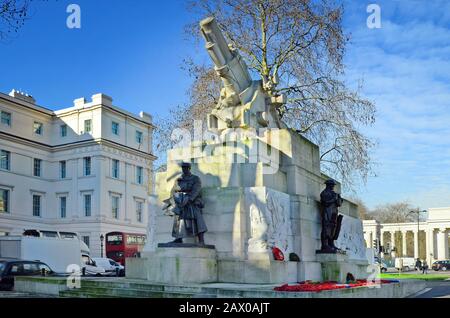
[163,162,208,245]
[319,179,344,253]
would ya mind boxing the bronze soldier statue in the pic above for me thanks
[319,179,344,253]
[164,162,208,245]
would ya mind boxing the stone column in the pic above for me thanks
[427,229,434,264]
[402,231,408,257]
[390,231,396,256]
[413,230,419,259]
[437,228,448,260]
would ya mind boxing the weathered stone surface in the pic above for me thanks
[127,247,218,285]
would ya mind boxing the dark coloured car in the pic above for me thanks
[0,259,53,291]
[432,260,450,271]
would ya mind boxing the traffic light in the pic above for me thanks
[373,239,378,250]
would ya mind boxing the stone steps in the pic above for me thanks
[60,283,217,298]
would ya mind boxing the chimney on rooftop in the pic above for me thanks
[9,89,36,104]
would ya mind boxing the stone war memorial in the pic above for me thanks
[127,17,370,286]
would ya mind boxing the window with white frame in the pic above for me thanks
[33,159,42,177]
[136,130,143,144]
[136,166,143,185]
[33,122,43,135]
[82,236,90,247]
[1,111,11,126]
[112,121,119,135]
[84,194,91,217]
[60,124,67,137]
[83,157,91,176]
[60,161,66,179]
[32,195,41,217]
[60,196,67,218]
[0,189,9,213]
[112,159,119,178]
[0,150,10,170]
[136,201,143,223]
[111,196,119,219]
[84,119,92,133]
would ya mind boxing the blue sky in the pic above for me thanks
[1,0,449,210]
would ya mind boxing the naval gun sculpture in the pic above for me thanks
[200,17,286,132]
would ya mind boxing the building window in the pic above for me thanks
[136,166,143,185]
[60,124,67,137]
[112,121,119,135]
[112,196,119,219]
[136,201,143,223]
[33,159,42,177]
[112,159,119,179]
[60,161,66,179]
[33,122,43,135]
[83,157,91,176]
[136,130,143,144]
[84,194,91,217]
[0,150,10,171]
[84,119,92,133]
[32,195,41,217]
[60,197,67,218]
[0,189,9,213]
[1,111,11,126]
[82,236,90,248]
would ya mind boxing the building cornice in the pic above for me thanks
[0,130,157,161]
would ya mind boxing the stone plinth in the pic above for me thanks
[316,253,369,283]
[126,246,218,285]
[218,257,298,284]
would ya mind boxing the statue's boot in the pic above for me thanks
[170,238,183,244]
[198,233,205,246]
[328,239,339,252]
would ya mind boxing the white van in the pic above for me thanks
[0,236,104,276]
[92,257,125,276]
[395,257,416,271]
[81,254,106,276]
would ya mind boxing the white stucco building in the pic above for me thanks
[363,208,450,265]
[0,90,156,257]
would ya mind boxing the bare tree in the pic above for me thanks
[0,0,30,40]
[370,202,424,224]
[350,197,372,220]
[156,0,376,189]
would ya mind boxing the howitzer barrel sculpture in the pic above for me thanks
[200,17,252,99]
[200,17,285,131]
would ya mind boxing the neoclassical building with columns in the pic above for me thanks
[363,207,450,264]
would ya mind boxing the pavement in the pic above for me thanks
[411,280,450,298]
[0,291,54,298]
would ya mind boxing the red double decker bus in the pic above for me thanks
[105,232,147,266]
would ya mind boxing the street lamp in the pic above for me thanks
[100,234,104,258]
[408,209,427,261]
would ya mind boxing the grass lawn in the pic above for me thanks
[380,273,449,281]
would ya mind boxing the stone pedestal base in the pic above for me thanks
[126,246,218,285]
[316,253,369,283]
[218,258,298,284]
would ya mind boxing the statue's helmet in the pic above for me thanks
[180,162,192,168]
[325,179,337,186]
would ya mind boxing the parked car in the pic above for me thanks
[432,260,450,271]
[92,258,125,276]
[0,258,54,291]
